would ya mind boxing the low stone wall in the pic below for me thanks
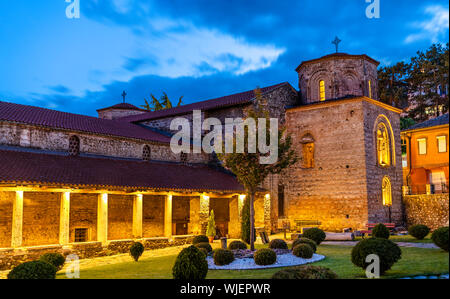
[403,194,449,230]
[0,235,195,271]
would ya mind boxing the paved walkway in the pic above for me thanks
[322,241,439,249]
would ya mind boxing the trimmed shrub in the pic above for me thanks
[195,242,213,253]
[372,223,390,239]
[408,224,430,240]
[254,248,276,266]
[198,247,209,257]
[431,226,449,252]
[292,238,317,253]
[172,245,208,279]
[130,242,145,261]
[351,238,402,274]
[303,228,326,245]
[272,265,338,279]
[39,253,65,270]
[241,197,254,244]
[228,240,247,250]
[192,235,209,245]
[268,239,288,250]
[7,261,57,279]
[213,249,235,266]
[292,244,314,259]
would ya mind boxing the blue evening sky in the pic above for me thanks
[0,0,448,116]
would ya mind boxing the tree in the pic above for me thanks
[206,210,216,238]
[140,93,184,111]
[400,117,415,130]
[378,61,410,108]
[218,88,298,250]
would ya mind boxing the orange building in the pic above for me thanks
[401,113,449,194]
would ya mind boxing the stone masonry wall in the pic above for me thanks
[143,195,164,238]
[0,192,13,248]
[362,101,403,224]
[403,194,449,230]
[70,194,98,243]
[285,101,369,232]
[108,195,133,240]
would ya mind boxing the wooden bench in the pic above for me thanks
[360,223,395,237]
[294,220,321,234]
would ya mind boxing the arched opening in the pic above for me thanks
[300,133,315,168]
[382,176,392,207]
[319,80,326,101]
[180,152,187,163]
[143,145,151,161]
[68,135,80,156]
[368,80,372,99]
[377,122,391,167]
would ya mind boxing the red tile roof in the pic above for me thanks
[118,82,291,123]
[96,102,146,112]
[295,53,380,71]
[0,149,244,192]
[0,101,170,143]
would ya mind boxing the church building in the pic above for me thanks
[0,52,403,268]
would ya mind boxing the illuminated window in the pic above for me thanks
[68,135,80,156]
[417,138,427,155]
[143,145,151,161]
[437,136,447,153]
[319,80,325,101]
[377,123,391,166]
[74,228,88,243]
[368,80,372,99]
[382,176,392,207]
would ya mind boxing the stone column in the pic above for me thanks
[132,194,143,238]
[97,193,108,245]
[59,192,70,245]
[164,194,173,238]
[11,191,24,248]
[199,195,210,235]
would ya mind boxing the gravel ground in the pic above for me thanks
[207,253,325,270]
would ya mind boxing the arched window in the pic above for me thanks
[143,145,151,161]
[68,135,80,156]
[300,133,315,168]
[180,152,187,163]
[382,176,392,207]
[319,80,326,101]
[376,122,391,167]
[368,80,372,99]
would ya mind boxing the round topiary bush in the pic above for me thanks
[408,224,430,240]
[192,235,209,245]
[351,238,402,274]
[292,244,314,259]
[271,265,338,279]
[195,242,213,253]
[268,239,288,250]
[228,240,247,250]
[172,245,208,279]
[39,253,65,271]
[254,248,277,266]
[130,242,145,261]
[198,247,209,257]
[213,249,235,266]
[292,238,317,253]
[302,228,326,245]
[372,223,390,239]
[7,261,57,279]
[431,226,449,252]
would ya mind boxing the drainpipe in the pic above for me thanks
[406,134,413,190]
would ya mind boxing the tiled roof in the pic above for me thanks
[295,53,380,71]
[0,149,244,192]
[404,113,449,131]
[97,102,146,112]
[118,82,291,123]
[0,101,170,143]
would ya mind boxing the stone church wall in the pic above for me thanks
[362,102,403,224]
[0,192,13,248]
[285,101,369,232]
[143,195,165,238]
[69,193,98,243]
[403,194,449,230]
[108,195,134,240]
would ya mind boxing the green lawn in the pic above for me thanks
[354,234,433,243]
[57,244,448,279]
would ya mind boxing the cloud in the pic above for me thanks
[405,5,449,44]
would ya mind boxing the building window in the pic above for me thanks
[437,136,447,153]
[319,80,325,101]
[278,184,285,217]
[417,138,427,155]
[401,138,407,168]
[368,80,372,99]
[74,228,88,243]
[376,123,391,166]
[300,134,315,168]
[68,135,80,156]
[180,152,187,163]
[143,145,151,161]
[382,176,392,207]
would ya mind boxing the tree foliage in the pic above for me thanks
[140,92,183,111]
